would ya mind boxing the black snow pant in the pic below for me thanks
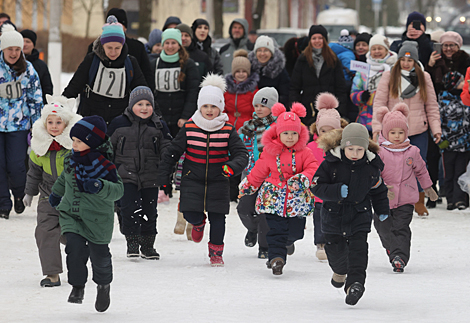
[120,184,158,236]
[265,213,305,262]
[313,202,326,245]
[442,150,470,206]
[237,191,269,250]
[184,211,226,245]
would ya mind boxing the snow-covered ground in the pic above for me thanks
[1,192,469,322]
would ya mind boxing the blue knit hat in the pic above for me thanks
[162,28,182,46]
[148,29,162,48]
[70,116,107,149]
[129,86,155,111]
[101,15,125,45]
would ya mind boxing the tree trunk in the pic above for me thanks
[252,0,265,30]
[138,0,152,38]
[213,0,223,38]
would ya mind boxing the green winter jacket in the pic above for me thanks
[52,139,124,244]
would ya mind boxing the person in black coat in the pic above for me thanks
[289,25,348,125]
[21,29,53,103]
[191,18,223,75]
[310,124,389,306]
[63,16,147,125]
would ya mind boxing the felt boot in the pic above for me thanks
[331,273,346,288]
[186,223,193,241]
[208,242,224,267]
[174,209,186,235]
[316,244,327,261]
[125,235,140,258]
[140,235,160,260]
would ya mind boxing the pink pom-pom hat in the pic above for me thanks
[376,102,410,140]
[315,92,341,133]
[272,102,307,135]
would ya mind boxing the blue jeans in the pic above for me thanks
[409,131,428,192]
[0,131,29,210]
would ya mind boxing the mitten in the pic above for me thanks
[238,177,259,197]
[23,194,33,207]
[378,214,389,221]
[361,90,371,103]
[49,192,62,208]
[386,185,395,200]
[424,187,438,201]
[83,179,103,194]
[222,165,234,177]
[341,184,348,198]
[287,174,310,191]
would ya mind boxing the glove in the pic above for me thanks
[83,179,103,194]
[361,90,371,103]
[222,165,234,177]
[23,194,33,207]
[424,187,438,201]
[386,185,395,200]
[49,192,62,208]
[162,184,172,196]
[378,214,389,221]
[341,184,348,198]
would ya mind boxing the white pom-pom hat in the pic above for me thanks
[1,24,23,51]
[197,73,227,112]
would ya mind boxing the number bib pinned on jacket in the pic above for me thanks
[0,80,23,99]
[155,62,181,92]
[92,62,127,98]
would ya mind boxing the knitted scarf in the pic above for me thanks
[366,53,391,92]
[191,110,229,132]
[312,48,324,78]
[400,69,419,99]
[382,138,411,151]
[160,51,180,63]
[70,148,118,192]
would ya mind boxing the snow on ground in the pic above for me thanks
[1,192,469,322]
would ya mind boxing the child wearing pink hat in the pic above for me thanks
[239,102,319,276]
[375,103,438,273]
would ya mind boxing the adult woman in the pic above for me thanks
[151,28,199,137]
[289,25,347,126]
[62,16,147,125]
[191,19,223,75]
[0,25,43,219]
[353,33,372,62]
[248,35,290,106]
[373,41,441,216]
[351,34,397,133]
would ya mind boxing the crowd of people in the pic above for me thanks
[1,8,469,311]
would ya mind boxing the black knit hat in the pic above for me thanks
[70,116,107,149]
[354,32,372,48]
[163,16,182,31]
[107,8,127,28]
[20,29,37,46]
[406,11,426,30]
[308,25,328,42]
[191,18,209,34]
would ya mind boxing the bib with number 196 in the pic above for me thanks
[92,62,127,98]
[0,80,23,99]
[155,63,181,92]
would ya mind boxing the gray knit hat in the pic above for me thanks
[252,87,278,109]
[176,23,193,38]
[398,41,419,63]
[340,123,369,150]
[129,86,155,111]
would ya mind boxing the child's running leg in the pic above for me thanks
[120,183,143,235]
[265,214,289,262]
[207,212,226,266]
[237,193,259,247]
[286,216,306,255]
[443,150,457,207]
[257,214,269,258]
[64,232,90,287]
[373,212,392,254]
[324,234,348,283]
[184,211,206,242]
[389,204,414,265]
[345,231,368,291]
[88,242,112,312]
[140,187,159,236]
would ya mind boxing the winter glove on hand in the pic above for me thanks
[23,194,33,207]
[386,185,395,200]
[424,187,438,201]
[49,192,62,208]
[162,184,172,196]
[222,165,234,177]
[83,179,103,194]
[378,214,389,221]
[341,184,348,198]
[361,90,371,103]
[238,177,259,197]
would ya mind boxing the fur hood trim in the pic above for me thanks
[318,128,379,154]
[248,47,286,79]
[261,123,309,155]
[225,72,259,94]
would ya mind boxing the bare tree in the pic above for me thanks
[138,0,152,37]
[252,0,265,30]
[213,0,223,38]
[77,0,102,38]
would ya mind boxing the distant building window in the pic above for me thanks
[201,0,239,13]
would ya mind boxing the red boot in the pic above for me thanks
[208,242,224,267]
[191,216,206,243]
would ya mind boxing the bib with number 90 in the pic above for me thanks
[0,80,23,99]
[92,62,127,98]
[155,67,181,92]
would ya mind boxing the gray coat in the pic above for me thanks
[219,18,254,75]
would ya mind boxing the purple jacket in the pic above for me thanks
[379,144,433,209]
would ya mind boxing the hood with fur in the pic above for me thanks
[248,47,286,79]
[261,122,310,156]
[317,128,380,160]
[225,72,259,94]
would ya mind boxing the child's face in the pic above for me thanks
[388,127,406,144]
[200,104,220,120]
[344,145,365,161]
[46,115,66,137]
[234,69,248,82]
[317,125,334,136]
[72,136,91,152]
[254,104,271,118]
[132,100,153,119]
[280,131,299,148]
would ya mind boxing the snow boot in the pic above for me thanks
[68,285,85,304]
[258,247,268,259]
[414,192,428,216]
[270,257,285,275]
[208,242,224,267]
[331,273,346,288]
[191,216,206,243]
[139,235,160,260]
[95,284,110,312]
[40,274,61,287]
[391,255,406,273]
[345,282,365,306]
[125,235,140,258]
[0,209,10,219]
[186,223,193,241]
[244,230,257,247]
[286,243,295,255]
[14,197,25,214]
[174,209,186,235]
[316,244,327,261]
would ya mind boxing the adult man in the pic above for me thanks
[219,18,254,75]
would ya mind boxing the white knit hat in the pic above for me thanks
[254,35,275,55]
[369,34,390,51]
[197,74,226,112]
[0,24,24,50]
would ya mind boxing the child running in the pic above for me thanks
[375,103,438,273]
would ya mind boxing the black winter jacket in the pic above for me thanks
[25,48,53,103]
[63,41,147,124]
[289,54,348,125]
[186,42,213,83]
[150,57,200,126]
[193,35,223,75]
[390,32,434,67]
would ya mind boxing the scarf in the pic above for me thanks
[367,54,392,92]
[70,148,118,192]
[48,140,63,152]
[239,113,276,138]
[382,138,412,151]
[191,110,229,132]
[312,48,324,78]
[400,69,419,99]
[160,51,180,63]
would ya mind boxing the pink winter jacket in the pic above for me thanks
[372,71,441,137]
[379,144,433,209]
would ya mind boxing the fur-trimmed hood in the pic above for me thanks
[225,72,259,94]
[261,122,310,156]
[248,47,286,79]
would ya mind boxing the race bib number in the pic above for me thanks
[155,67,181,92]
[92,63,126,98]
[0,80,22,99]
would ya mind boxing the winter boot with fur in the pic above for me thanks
[174,209,186,235]
[316,244,327,261]
[270,257,285,275]
[345,282,365,306]
[186,223,193,241]
[139,235,160,260]
[331,273,346,288]
[95,284,110,312]
[415,192,429,216]
[68,285,85,304]
[125,235,140,258]
[191,216,206,243]
[208,242,224,267]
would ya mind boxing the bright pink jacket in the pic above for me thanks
[379,144,433,209]
[307,137,325,204]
